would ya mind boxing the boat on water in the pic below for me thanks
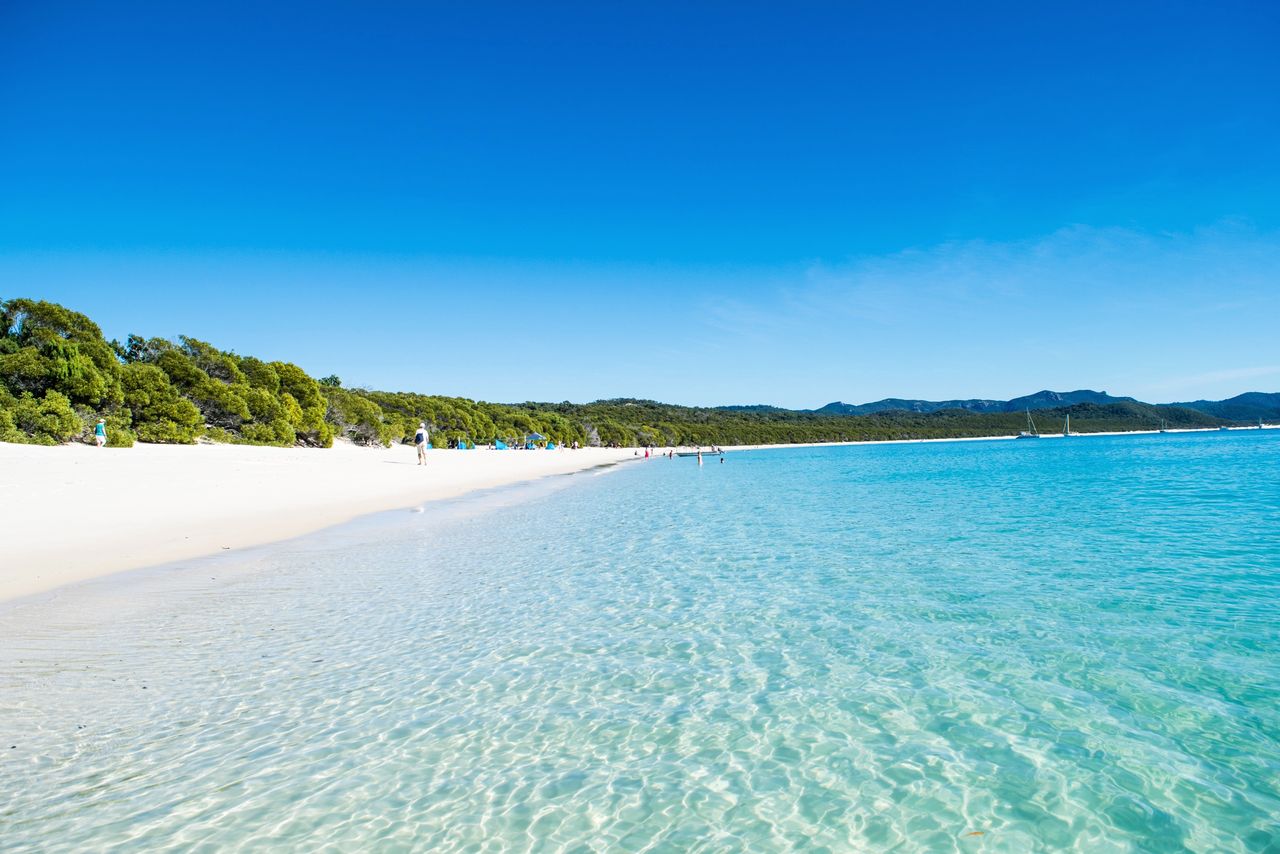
[1017,410,1040,439]
[1159,418,1169,433]
[1062,414,1073,437]
[675,449,723,457]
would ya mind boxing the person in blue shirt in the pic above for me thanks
[93,418,107,448]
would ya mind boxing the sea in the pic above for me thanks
[2,430,1278,852]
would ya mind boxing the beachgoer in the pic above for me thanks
[93,418,107,447]
[414,422,429,465]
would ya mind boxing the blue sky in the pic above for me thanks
[2,2,1278,407]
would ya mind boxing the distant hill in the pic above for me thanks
[718,404,791,413]
[814,397,1002,415]
[1173,392,1280,422]
[813,389,1135,416]
[718,389,1277,424]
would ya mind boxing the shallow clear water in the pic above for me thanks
[2,431,1279,852]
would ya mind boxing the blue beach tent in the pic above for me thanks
[494,440,508,450]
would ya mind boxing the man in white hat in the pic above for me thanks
[414,422,429,465]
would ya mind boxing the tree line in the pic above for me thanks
[0,298,1226,448]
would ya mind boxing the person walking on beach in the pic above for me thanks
[414,422,429,465]
[93,418,107,447]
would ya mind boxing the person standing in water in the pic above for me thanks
[414,422,429,465]
[93,418,107,447]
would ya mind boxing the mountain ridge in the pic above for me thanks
[1169,392,1280,422]
[814,389,1136,416]
[719,389,1280,419]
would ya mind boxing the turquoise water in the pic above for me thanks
[2,431,1279,852]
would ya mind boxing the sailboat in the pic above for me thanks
[1062,414,1073,437]
[1017,409,1040,439]
[1159,418,1169,433]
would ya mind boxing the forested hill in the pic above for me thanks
[1171,392,1280,422]
[807,389,1136,415]
[0,298,1268,449]
[531,398,1224,447]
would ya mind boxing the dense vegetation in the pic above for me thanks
[1172,392,1280,422]
[525,398,1224,446]
[0,297,1237,449]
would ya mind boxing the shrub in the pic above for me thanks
[0,406,19,443]
[3,390,82,444]
[106,423,136,447]
[202,427,236,444]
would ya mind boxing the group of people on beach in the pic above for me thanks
[411,422,582,463]
[635,445,725,465]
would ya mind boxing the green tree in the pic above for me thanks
[120,363,203,443]
[323,387,394,446]
[0,298,122,408]
[273,362,333,446]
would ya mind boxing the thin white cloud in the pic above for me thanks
[701,221,1280,340]
[689,221,1280,404]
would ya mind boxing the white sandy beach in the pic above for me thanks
[0,441,636,604]
[6,425,1273,604]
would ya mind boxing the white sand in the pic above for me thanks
[6,424,1272,604]
[0,440,636,603]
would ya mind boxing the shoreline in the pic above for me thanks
[4,424,1275,605]
[713,422,1278,453]
[0,440,637,605]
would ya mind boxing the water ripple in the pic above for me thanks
[2,431,1279,851]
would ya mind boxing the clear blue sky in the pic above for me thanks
[2,1,1278,407]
